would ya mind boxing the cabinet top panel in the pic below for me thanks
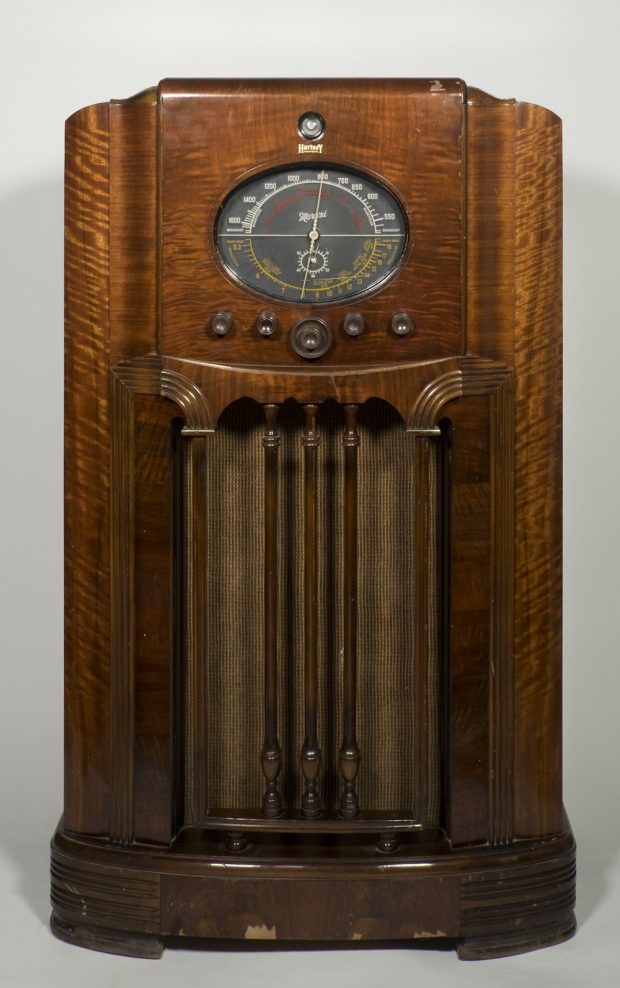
[157,79,465,367]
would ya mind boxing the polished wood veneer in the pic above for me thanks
[53,78,574,960]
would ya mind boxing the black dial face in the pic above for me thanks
[215,165,408,304]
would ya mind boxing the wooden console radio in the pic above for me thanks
[51,79,575,960]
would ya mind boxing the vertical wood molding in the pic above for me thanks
[425,439,440,826]
[412,436,440,828]
[110,358,213,840]
[438,421,452,833]
[182,437,196,824]
[408,359,515,843]
[413,439,431,825]
[489,375,515,844]
[183,436,208,824]
[110,372,136,844]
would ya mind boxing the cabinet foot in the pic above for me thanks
[457,914,576,960]
[50,913,164,959]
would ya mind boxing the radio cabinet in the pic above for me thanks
[51,79,575,960]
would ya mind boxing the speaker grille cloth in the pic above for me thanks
[199,399,439,821]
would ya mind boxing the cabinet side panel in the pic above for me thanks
[513,104,563,837]
[64,103,111,835]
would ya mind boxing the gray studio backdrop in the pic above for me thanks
[1,1,618,986]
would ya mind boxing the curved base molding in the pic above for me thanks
[458,918,577,961]
[50,915,163,959]
[50,824,575,960]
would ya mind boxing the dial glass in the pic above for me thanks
[215,165,408,304]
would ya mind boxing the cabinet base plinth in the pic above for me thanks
[50,824,576,961]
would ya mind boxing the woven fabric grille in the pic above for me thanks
[199,398,439,821]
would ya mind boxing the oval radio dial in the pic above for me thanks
[214,165,408,305]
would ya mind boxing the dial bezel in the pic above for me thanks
[211,159,413,308]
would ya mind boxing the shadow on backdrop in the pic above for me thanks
[563,171,620,929]
[0,177,64,928]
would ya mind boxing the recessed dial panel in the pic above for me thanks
[215,165,408,304]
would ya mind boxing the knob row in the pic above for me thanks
[211,311,414,341]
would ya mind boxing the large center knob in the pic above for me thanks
[290,318,332,360]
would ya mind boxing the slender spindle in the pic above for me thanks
[339,404,360,818]
[301,404,321,818]
[261,404,282,817]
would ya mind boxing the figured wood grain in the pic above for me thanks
[64,102,111,837]
[465,92,516,364]
[513,102,563,837]
[160,873,461,940]
[109,96,158,363]
[466,95,563,839]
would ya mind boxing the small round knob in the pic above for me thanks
[298,111,325,141]
[256,311,278,337]
[290,318,332,360]
[212,311,232,336]
[390,311,414,337]
[343,313,365,337]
